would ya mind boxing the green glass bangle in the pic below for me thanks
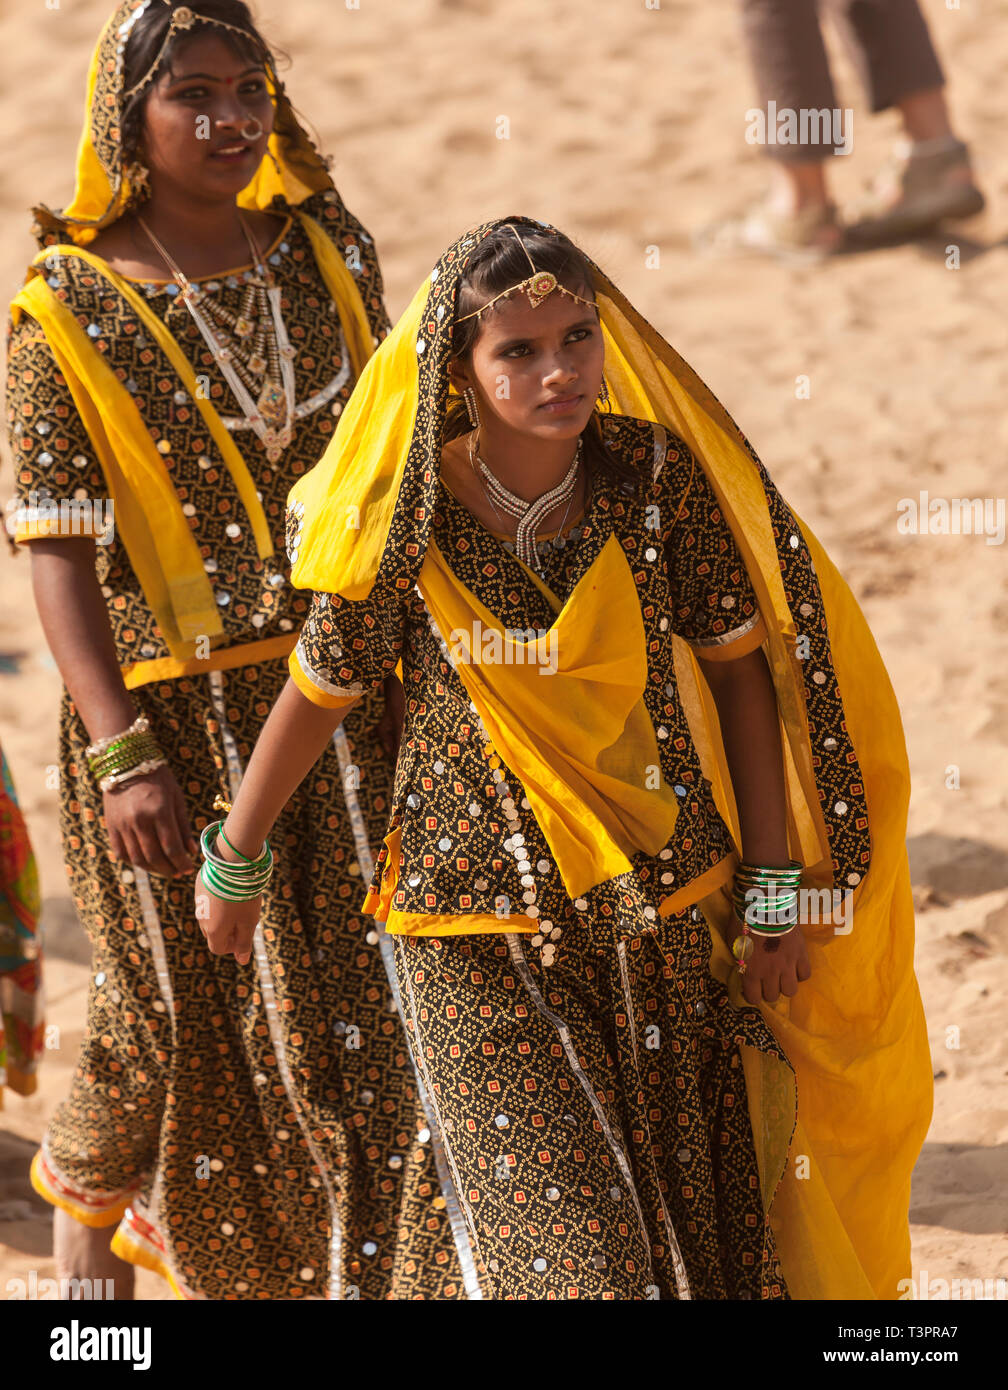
[200,853,273,898]
[732,904,799,919]
[90,737,160,768]
[733,916,796,935]
[89,729,160,760]
[200,821,270,871]
[733,887,799,901]
[732,889,799,907]
[200,869,269,904]
[732,896,798,924]
[202,860,271,888]
[202,855,273,883]
[216,825,256,864]
[736,859,803,880]
[90,735,162,777]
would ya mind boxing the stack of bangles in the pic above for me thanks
[86,715,167,792]
[730,859,803,975]
[199,821,273,902]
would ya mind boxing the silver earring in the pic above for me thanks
[463,387,480,429]
[598,377,610,411]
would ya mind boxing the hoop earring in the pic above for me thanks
[241,116,264,141]
[463,387,481,429]
[597,376,611,412]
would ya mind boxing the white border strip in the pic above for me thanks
[207,669,344,1299]
[505,932,657,1290]
[332,725,483,1299]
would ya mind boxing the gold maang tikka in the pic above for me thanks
[453,224,598,325]
[121,3,266,104]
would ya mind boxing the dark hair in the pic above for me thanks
[120,0,316,182]
[446,224,639,496]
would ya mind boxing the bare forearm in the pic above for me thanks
[219,678,359,858]
[29,538,137,742]
[699,647,791,865]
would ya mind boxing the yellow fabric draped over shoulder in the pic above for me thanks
[12,1,378,659]
[286,215,931,1299]
[419,532,681,899]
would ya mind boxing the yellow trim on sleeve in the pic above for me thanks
[287,646,362,711]
[30,1152,133,1229]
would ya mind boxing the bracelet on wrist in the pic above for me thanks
[730,858,804,974]
[88,715,166,785]
[199,820,273,902]
[99,757,169,792]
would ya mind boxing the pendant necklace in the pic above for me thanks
[467,430,582,571]
[137,212,297,464]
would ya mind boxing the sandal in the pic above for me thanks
[845,136,985,246]
[693,196,843,264]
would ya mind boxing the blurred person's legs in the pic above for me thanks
[822,0,984,239]
[699,0,984,256]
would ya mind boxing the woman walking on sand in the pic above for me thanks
[7,0,478,1300]
[199,216,932,1298]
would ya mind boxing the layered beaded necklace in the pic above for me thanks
[468,430,582,571]
[137,212,297,463]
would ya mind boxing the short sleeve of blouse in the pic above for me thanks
[289,586,405,708]
[5,314,105,542]
[657,428,767,660]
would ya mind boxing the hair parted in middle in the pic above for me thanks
[444,222,640,495]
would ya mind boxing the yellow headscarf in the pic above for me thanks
[9,0,377,662]
[288,215,932,1299]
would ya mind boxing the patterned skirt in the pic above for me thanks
[32,658,482,1299]
[392,887,794,1300]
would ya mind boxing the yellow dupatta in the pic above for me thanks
[10,0,377,660]
[287,216,931,1299]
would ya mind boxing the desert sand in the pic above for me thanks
[1,0,1005,1301]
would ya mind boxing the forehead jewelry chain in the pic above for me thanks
[453,224,597,325]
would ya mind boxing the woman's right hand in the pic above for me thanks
[195,868,260,966]
[103,764,199,878]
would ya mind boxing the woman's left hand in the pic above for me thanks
[741,927,812,1007]
[196,866,260,966]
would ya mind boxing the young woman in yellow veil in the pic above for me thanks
[200,215,932,1299]
[6,0,477,1300]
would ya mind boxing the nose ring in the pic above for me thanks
[241,116,264,141]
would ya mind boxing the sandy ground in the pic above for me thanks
[1,0,1005,1301]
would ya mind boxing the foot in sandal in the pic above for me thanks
[845,135,985,247]
[693,195,843,264]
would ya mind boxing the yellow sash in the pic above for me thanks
[10,212,374,658]
[418,532,681,899]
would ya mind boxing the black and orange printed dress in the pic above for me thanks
[289,414,801,1299]
[5,190,479,1300]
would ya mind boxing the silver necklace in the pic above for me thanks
[467,431,582,570]
[137,213,297,464]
